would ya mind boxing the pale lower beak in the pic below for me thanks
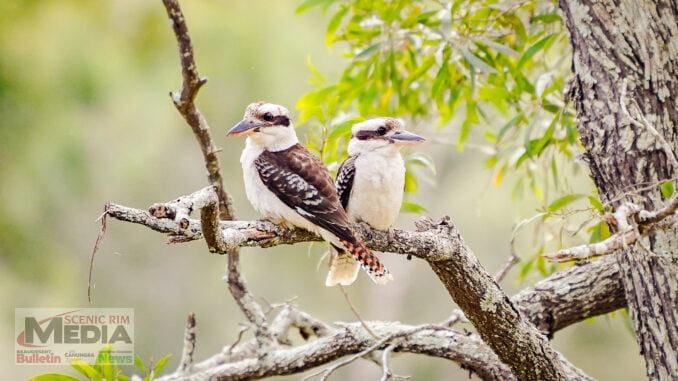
[227,119,260,137]
[391,130,425,145]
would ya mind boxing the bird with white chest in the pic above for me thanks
[326,117,424,286]
[227,102,393,285]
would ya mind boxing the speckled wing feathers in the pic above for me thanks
[254,144,353,241]
[254,144,391,284]
[335,155,357,210]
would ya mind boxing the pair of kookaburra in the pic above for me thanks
[228,102,424,286]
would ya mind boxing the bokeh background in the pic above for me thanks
[1,1,643,380]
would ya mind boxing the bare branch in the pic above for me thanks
[177,313,197,373]
[544,197,678,262]
[160,0,272,345]
[303,325,445,381]
[87,206,109,303]
[160,0,234,219]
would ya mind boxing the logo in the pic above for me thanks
[15,308,134,365]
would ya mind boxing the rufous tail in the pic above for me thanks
[338,238,393,285]
[325,245,360,286]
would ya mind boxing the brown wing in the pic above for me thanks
[335,154,357,210]
[254,144,353,241]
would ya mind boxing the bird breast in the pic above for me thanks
[347,151,405,230]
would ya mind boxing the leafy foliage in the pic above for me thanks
[29,346,171,381]
[296,0,618,280]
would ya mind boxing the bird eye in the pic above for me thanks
[377,126,387,135]
[262,113,274,122]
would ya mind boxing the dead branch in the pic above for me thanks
[160,0,273,345]
[544,197,678,262]
[177,313,196,373]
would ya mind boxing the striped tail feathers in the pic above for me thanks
[339,238,393,285]
[325,245,360,287]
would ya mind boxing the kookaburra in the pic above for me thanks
[326,117,424,286]
[227,102,393,285]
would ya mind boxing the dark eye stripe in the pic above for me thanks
[355,130,381,140]
[272,115,290,126]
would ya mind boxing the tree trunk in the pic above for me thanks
[559,0,678,379]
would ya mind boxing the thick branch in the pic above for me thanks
[423,218,591,380]
[107,191,623,380]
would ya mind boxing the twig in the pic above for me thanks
[88,204,109,303]
[544,229,638,262]
[493,254,520,284]
[440,309,469,327]
[177,313,197,373]
[544,196,678,262]
[605,176,678,207]
[303,325,441,381]
[227,324,251,355]
[338,285,379,339]
[380,344,410,381]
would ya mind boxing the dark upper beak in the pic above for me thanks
[391,130,425,144]
[227,119,260,137]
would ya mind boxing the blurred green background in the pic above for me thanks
[1,1,643,380]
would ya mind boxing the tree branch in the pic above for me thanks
[544,197,678,262]
[105,187,622,380]
[148,255,624,381]
[160,0,273,345]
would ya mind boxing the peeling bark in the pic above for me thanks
[559,0,678,378]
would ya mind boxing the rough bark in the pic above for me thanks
[105,192,623,379]
[559,0,678,378]
[425,219,591,380]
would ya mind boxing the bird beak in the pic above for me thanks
[391,130,425,145]
[227,119,260,137]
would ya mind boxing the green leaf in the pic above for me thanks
[547,194,584,212]
[519,258,535,282]
[71,359,101,380]
[328,117,362,140]
[479,38,519,57]
[531,13,562,24]
[407,154,436,175]
[305,55,326,87]
[153,354,172,376]
[660,181,675,198]
[461,47,497,74]
[401,201,427,214]
[134,355,147,374]
[296,0,333,14]
[325,6,348,45]
[496,114,523,143]
[517,34,555,69]
[589,221,611,243]
[355,43,381,59]
[404,171,418,193]
[458,100,478,150]
[94,345,117,381]
[588,195,604,212]
[28,375,81,381]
